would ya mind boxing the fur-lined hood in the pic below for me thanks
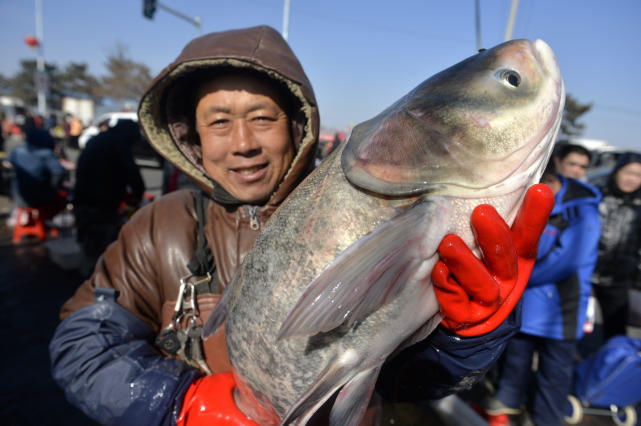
[138,25,319,206]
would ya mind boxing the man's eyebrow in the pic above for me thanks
[202,102,277,115]
[246,102,278,113]
[204,105,231,114]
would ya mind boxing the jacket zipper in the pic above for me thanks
[249,206,260,231]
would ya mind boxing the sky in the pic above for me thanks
[1,0,640,150]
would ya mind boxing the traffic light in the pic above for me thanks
[143,0,157,19]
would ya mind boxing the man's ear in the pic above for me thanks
[289,112,304,149]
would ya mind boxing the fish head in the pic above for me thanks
[342,39,564,199]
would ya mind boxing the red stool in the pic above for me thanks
[12,206,58,243]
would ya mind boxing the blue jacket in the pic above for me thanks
[9,135,64,207]
[520,176,601,340]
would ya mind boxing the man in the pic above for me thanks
[73,119,145,275]
[553,142,592,180]
[9,114,67,218]
[485,159,601,426]
[50,26,551,425]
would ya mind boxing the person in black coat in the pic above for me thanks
[73,119,145,274]
[591,152,641,340]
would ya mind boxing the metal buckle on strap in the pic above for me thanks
[171,272,212,323]
[163,272,214,374]
[179,271,212,288]
[181,272,213,296]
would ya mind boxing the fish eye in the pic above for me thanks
[497,69,521,88]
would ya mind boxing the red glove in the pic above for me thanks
[177,373,258,426]
[432,184,554,337]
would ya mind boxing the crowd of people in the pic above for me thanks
[3,110,146,274]
[1,25,639,426]
[481,143,641,426]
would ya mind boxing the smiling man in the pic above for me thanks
[49,26,552,426]
[195,73,295,204]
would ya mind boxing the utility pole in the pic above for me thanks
[474,0,482,51]
[282,0,291,41]
[504,0,520,41]
[35,0,47,115]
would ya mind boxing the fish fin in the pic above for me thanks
[280,352,355,426]
[277,200,430,340]
[329,365,381,426]
[201,278,233,339]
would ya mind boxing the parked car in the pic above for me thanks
[78,111,162,168]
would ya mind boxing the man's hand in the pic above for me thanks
[177,373,258,426]
[432,184,554,336]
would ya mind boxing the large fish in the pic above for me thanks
[203,39,564,425]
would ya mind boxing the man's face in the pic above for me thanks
[195,74,294,204]
[615,162,641,193]
[554,152,590,179]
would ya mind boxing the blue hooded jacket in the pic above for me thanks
[520,175,601,340]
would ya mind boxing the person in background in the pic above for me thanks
[66,113,83,149]
[8,114,67,220]
[591,152,641,341]
[553,142,592,180]
[50,26,552,425]
[484,159,601,426]
[72,118,145,276]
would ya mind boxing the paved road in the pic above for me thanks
[0,211,98,425]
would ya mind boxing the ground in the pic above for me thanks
[0,194,98,425]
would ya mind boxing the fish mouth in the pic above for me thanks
[533,39,559,78]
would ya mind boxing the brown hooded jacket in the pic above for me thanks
[59,25,319,374]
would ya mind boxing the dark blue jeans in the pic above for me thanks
[495,333,576,426]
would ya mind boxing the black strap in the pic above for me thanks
[187,191,216,282]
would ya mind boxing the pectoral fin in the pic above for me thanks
[330,365,381,426]
[280,353,381,426]
[277,200,431,341]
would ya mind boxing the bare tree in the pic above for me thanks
[561,94,593,137]
[95,42,153,102]
[59,62,101,102]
